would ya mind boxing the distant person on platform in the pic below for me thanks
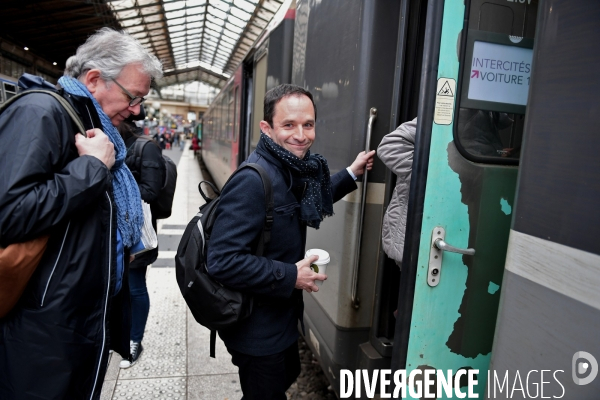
[191,135,200,157]
[0,28,162,399]
[117,106,166,369]
[179,132,186,151]
[207,84,375,399]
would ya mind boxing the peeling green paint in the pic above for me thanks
[500,198,512,215]
[403,0,518,397]
[488,282,500,295]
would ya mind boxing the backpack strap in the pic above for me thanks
[0,89,87,137]
[241,163,273,256]
[210,329,217,359]
[130,137,151,172]
[220,162,274,255]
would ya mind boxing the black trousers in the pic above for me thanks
[228,341,301,400]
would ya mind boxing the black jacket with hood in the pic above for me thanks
[0,74,130,400]
[121,122,165,268]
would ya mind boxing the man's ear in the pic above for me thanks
[82,69,102,94]
[259,120,272,136]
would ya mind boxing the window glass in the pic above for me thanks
[455,0,538,162]
[227,88,234,142]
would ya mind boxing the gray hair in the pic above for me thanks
[64,27,163,81]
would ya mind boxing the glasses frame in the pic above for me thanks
[110,78,146,107]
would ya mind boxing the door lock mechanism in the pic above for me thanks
[427,226,476,287]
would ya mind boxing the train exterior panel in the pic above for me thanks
[199,0,599,397]
[490,0,600,397]
[293,0,402,389]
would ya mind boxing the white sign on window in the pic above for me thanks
[468,41,533,106]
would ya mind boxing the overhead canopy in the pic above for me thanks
[0,0,121,77]
[0,0,288,90]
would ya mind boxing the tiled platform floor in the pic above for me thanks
[100,143,242,400]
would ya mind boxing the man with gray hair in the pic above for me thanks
[0,28,162,399]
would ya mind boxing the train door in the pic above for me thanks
[249,43,268,155]
[391,0,538,397]
[248,13,295,158]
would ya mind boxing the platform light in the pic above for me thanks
[53,62,57,66]
[24,47,29,51]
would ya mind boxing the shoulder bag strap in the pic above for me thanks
[0,89,87,137]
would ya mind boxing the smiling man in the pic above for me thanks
[0,28,162,400]
[207,84,375,399]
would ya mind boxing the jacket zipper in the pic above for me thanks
[90,191,113,399]
[40,221,71,307]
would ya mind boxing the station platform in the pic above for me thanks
[101,142,242,400]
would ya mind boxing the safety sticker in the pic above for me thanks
[434,78,456,125]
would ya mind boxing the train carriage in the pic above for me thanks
[200,0,600,398]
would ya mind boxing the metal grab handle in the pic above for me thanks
[351,107,377,309]
[434,238,476,256]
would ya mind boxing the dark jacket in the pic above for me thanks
[123,130,166,267]
[0,76,130,400]
[207,146,356,356]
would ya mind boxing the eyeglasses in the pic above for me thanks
[110,78,146,107]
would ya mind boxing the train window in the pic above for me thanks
[233,86,238,143]
[217,96,223,140]
[221,96,227,140]
[454,0,538,164]
[227,89,234,142]
[3,82,17,101]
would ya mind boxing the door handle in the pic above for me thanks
[427,227,475,287]
[350,107,377,309]
[434,238,475,256]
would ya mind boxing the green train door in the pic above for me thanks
[393,0,538,397]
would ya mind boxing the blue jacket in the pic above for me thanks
[207,147,356,356]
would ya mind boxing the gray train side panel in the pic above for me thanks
[512,0,600,255]
[266,18,294,90]
[491,1,600,398]
[292,0,401,385]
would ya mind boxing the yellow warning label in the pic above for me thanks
[434,78,456,125]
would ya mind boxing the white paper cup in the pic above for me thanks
[305,249,330,287]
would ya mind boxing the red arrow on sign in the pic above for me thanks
[471,70,480,78]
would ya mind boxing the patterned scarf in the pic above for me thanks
[58,76,142,247]
[258,132,333,229]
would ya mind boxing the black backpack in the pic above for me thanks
[132,138,177,219]
[175,163,273,357]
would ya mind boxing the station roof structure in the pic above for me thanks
[0,0,288,90]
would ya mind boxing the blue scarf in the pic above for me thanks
[258,132,333,229]
[58,76,143,247]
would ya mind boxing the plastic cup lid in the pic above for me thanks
[305,248,330,265]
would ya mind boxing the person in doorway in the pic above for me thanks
[378,118,417,268]
[0,28,162,399]
[117,106,166,369]
[207,84,375,399]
